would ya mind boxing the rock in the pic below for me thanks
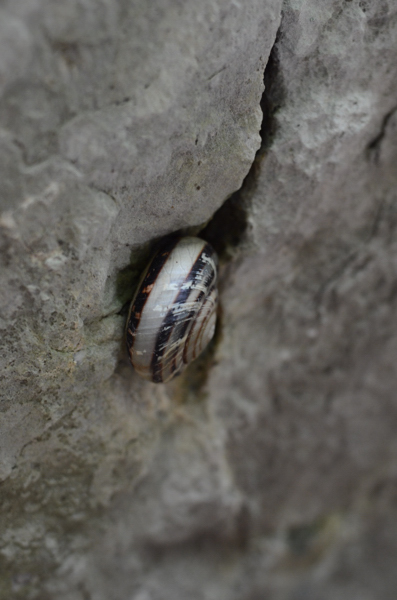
[1,0,397,598]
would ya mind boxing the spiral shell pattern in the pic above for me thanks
[126,237,218,383]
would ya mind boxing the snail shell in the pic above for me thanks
[126,236,218,383]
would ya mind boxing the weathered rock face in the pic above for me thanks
[1,0,397,598]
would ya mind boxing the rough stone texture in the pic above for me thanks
[1,0,397,599]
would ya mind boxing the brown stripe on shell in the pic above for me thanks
[184,283,217,363]
[150,242,216,383]
[170,290,205,377]
[183,286,210,364]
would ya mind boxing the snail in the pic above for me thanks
[126,236,218,383]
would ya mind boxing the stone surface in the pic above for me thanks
[1,0,397,599]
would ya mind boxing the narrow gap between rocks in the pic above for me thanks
[200,31,284,260]
[366,105,397,162]
[175,34,285,396]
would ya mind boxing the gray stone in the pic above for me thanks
[1,0,397,598]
